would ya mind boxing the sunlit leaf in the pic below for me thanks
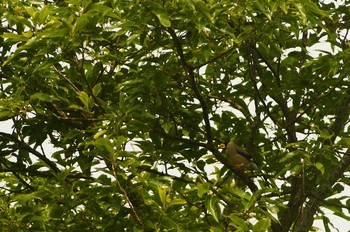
[205,195,219,222]
[315,162,325,175]
[30,93,59,102]
[152,10,171,27]
[197,182,210,197]
[192,0,212,22]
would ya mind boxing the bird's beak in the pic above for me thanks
[219,143,226,149]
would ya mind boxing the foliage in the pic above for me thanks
[0,0,349,231]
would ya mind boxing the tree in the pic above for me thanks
[0,0,349,231]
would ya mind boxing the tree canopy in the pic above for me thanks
[1,0,349,231]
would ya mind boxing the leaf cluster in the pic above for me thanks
[0,0,349,231]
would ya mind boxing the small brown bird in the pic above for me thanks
[219,141,258,170]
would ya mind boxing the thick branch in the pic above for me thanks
[273,88,350,231]
[292,89,350,231]
[293,149,350,232]
[249,44,297,142]
[248,45,304,232]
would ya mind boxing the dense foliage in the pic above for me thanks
[1,0,349,231]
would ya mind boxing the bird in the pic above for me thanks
[219,141,271,187]
[219,141,258,170]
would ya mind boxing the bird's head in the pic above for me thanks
[219,141,236,151]
[218,142,227,150]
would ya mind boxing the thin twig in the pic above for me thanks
[111,160,144,228]
[138,166,194,184]
[192,47,236,70]
[51,65,80,92]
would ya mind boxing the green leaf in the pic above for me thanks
[30,93,59,102]
[338,137,350,147]
[302,0,331,18]
[168,198,187,207]
[0,109,18,121]
[291,164,302,176]
[158,186,167,207]
[319,129,333,140]
[315,162,324,175]
[253,218,271,231]
[197,182,210,197]
[93,129,107,139]
[41,27,70,38]
[92,83,102,97]
[152,9,171,27]
[192,0,212,22]
[231,188,251,200]
[205,195,219,222]
[55,167,75,182]
[228,214,250,230]
[1,33,29,42]
[0,98,22,121]
[279,151,300,163]
[78,91,89,108]
[12,192,43,203]
[73,13,90,33]
[98,174,111,185]
[89,138,114,155]
[77,91,94,112]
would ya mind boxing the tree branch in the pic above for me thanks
[164,28,259,192]
[152,124,210,148]
[251,45,281,87]
[0,132,60,173]
[192,46,236,70]
[138,166,194,184]
[247,44,303,232]
[0,168,93,180]
[330,88,350,143]
[209,94,253,124]
[292,87,350,231]
[247,52,279,126]
[293,149,350,232]
[51,65,80,92]
[166,27,213,145]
